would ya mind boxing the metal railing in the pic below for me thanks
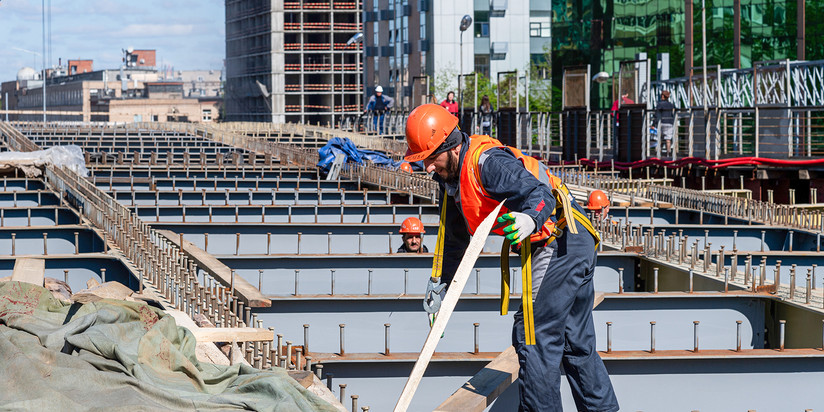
[353,106,824,161]
[554,167,824,233]
[214,120,408,155]
[151,122,438,202]
[0,122,41,152]
[341,162,439,203]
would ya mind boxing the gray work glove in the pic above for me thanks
[423,276,446,314]
[497,212,536,244]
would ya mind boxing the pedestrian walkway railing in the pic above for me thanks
[340,162,439,203]
[553,167,823,232]
[213,121,408,155]
[130,122,437,202]
[0,122,41,152]
[349,106,824,162]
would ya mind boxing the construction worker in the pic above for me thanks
[366,85,394,134]
[398,217,428,253]
[405,104,618,412]
[399,162,413,173]
[587,190,611,221]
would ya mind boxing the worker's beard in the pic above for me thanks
[444,151,460,187]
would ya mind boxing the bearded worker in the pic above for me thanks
[405,104,618,412]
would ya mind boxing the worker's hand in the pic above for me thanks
[423,277,446,314]
[497,212,536,244]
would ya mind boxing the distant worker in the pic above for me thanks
[440,91,459,118]
[399,162,413,173]
[398,217,428,253]
[405,104,618,411]
[479,95,495,136]
[587,190,611,221]
[655,90,676,156]
[366,85,395,135]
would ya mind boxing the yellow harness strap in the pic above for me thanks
[499,194,601,346]
[499,238,536,345]
[431,196,448,279]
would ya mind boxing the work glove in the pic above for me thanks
[423,277,446,315]
[497,212,536,245]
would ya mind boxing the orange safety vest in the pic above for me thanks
[458,135,564,242]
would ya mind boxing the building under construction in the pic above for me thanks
[0,113,822,410]
[225,0,363,125]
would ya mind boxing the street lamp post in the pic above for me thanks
[459,15,472,125]
[341,32,363,130]
[41,0,47,123]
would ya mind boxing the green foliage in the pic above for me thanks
[461,73,498,109]
[433,67,458,103]
[432,44,562,112]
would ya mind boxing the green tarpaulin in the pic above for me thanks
[0,281,336,411]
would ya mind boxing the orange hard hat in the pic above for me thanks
[404,104,459,162]
[400,217,425,234]
[399,162,413,173]
[587,190,610,210]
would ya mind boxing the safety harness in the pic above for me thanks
[499,189,600,345]
[428,136,601,345]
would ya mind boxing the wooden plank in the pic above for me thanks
[11,258,45,286]
[435,347,518,412]
[191,327,274,343]
[436,292,607,412]
[157,229,271,308]
[394,201,505,411]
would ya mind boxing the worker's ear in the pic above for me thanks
[450,144,462,156]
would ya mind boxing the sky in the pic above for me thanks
[0,0,225,82]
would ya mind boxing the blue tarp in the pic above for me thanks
[317,137,402,172]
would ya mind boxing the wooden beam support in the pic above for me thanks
[157,229,271,307]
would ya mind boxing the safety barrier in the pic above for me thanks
[554,167,823,233]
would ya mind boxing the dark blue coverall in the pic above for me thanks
[435,133,618,412]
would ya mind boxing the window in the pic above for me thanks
[474,10,489,38]
[202,109,212,122]
[529,17,550,38]
[476,22,489,37]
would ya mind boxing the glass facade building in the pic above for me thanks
[552,0,824,108]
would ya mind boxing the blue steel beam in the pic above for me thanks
[114,189,398,206]
[0,207,79,226]
[88,168,308,180]
[135,204,748,227]
[218,253,639,295]
[96,178,360,192]
[152,222,820,256]
[0,192,60,207]
[135,204,437,224]
[490,353,824,412]
[251,294,766,355]
[0,227,104,255]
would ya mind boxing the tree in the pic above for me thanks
[461,73,497,110]
[432,68,459,104]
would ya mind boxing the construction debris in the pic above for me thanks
[0,281,337,411]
